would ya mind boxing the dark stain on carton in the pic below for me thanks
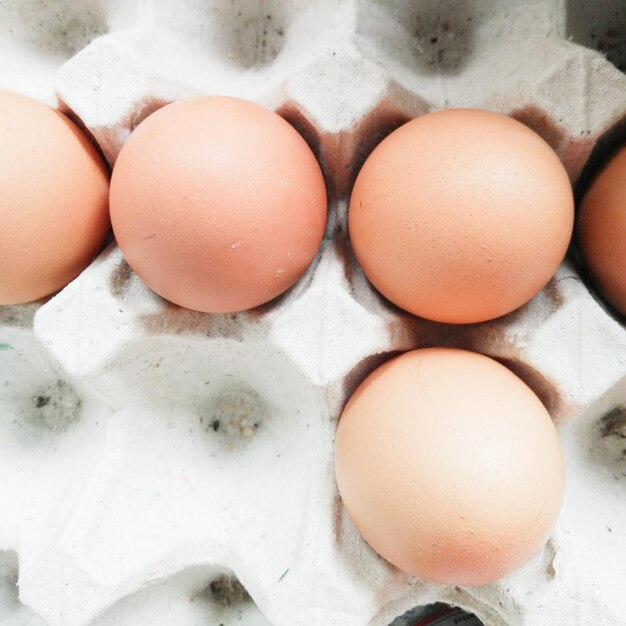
[245,286,292,320]
[494,356,564,418]
[220,3,287,68]
[345,106,413,198]
[590,405,626,481]
[58,101,113,172]
[147,305,247,340]
[544,539,557,578]
[511,106,566,153]
[110,259,251,338]
[332,492,344,541]
[195,574,251,607]
[129,96,170,132]
[278,101,327,176]
[599,406,626,439]
[200,386,268,445]
[334,232,356,288]
[341,351,404,414]
[14,3,108,58]
[511,104,599,183]
[543,277,565,312]
[22,379,82,435]
[110,259,134,298]
[412,1,476,75]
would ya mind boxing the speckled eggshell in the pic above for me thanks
[110,96,328,313]
[335,348,564,586]
[577,144,626,317]
[0,90,110,304]
[348,108,574,324]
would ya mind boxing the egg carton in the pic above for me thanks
[1,1,626,625]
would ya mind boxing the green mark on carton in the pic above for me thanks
[0,342,13,351]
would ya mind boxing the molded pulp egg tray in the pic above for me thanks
[1,1,626,625]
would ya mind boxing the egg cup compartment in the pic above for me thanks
[2,1,626,625]
[566,0,626,73]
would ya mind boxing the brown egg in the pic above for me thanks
[349,108,574,324]
[110,96,327,313]
[577,145,626,316]
[0,91,110,304]
[335,348,564,586]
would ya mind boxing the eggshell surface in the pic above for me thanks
[577,145,626,317]
[110,96,327,313]
[349,108,574,324]
[0,90,110,304]
[335,348,564,586]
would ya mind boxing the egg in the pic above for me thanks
[0,90,110,304]
[577,144,626,317]
[348,108,574,324]
[110,96,327,313]
[335,348,564,586]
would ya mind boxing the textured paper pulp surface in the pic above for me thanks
[1,1,626,625]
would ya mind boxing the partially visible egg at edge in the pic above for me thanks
[577,144,626,317]
[0,90,110,305]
